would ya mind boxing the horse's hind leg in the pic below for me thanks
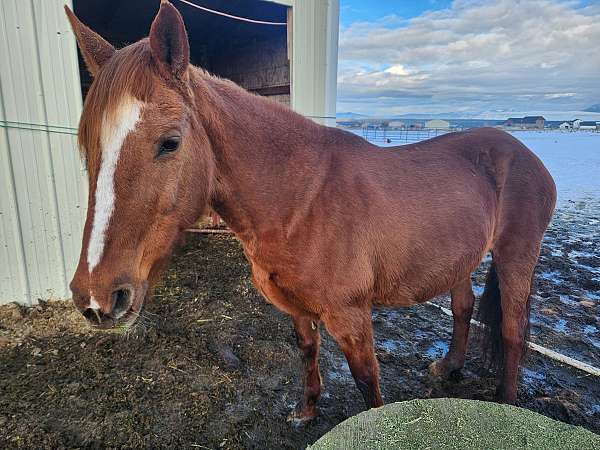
[323,307,383,409]
[429,278,475,379]
[494,253,537,403]
[287,314,322,425]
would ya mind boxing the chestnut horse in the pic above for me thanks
[66,1,556,423]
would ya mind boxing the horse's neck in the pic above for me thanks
[192,72,329,239]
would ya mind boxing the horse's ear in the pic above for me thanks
[64,6,115,77]
[149,1,190,80]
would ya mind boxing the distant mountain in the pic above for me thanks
[584,104,600,113]
[336,112,369,119]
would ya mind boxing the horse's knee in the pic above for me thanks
[452,304,473,323]
[297,337,318,360]
[305,376,322,396]
[451,282,475,318]
[292,317,320,363]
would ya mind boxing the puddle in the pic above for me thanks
[539,270,563,285]
[522,367,546,382]
[327,360,351,382]
[425,340,449,359]
[576,263,600,275]
[568,250,597,259]
[472,285,485,296]
[588,337,600,350]
[554,319,567,333]
[559,295,578,306]
[378,339,400,353]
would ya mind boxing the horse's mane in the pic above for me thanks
[78,39,156,168]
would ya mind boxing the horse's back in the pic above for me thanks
[348,127,555,223]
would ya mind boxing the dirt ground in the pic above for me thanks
[0,200,599,449]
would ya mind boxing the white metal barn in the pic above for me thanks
[0,0,339,305]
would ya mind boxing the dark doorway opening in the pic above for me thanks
[73,0,290,104]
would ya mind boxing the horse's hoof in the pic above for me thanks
[287,407,317,427]
[428,359,449,379]
[429,358,462,380]
[495,385,517,404]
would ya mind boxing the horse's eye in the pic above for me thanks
[158,137,180,156]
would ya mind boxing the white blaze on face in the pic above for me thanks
[87,96,144,273]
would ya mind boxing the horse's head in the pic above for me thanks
[67,1,213,328]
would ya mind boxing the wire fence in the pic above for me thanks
[357,127,462,146]
[0,120,78,136]
[354,126,600,147]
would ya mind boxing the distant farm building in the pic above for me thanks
[559,122,572,130]
[572,119,582,129]
[504,118,522,127]
[503,116,545,129]
[425,119,450,129]
[388,121,406,129]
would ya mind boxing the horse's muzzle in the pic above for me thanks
[72,281,148,329]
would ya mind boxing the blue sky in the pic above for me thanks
[337,0,600,119]
[340,0,452,27]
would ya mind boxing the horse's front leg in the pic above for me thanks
[323,307,383,409]
[248,264,323,423]
[287,314,322,425]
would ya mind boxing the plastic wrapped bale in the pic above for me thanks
[308,398,599,450]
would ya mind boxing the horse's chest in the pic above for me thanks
[243,246,315,316]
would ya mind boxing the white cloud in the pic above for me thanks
[337,0,600,118]
[384,64,410,76]
[545,92,577,99]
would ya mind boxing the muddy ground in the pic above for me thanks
[1,200,599,449]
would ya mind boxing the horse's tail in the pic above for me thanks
[476,262,504,369]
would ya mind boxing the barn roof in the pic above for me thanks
[522,116,545,123]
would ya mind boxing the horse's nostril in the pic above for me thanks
[111,288,132,317]
[83,307,101,324]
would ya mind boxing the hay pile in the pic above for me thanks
[309,398,599,450]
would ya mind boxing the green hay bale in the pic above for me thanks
[309,398,599,450]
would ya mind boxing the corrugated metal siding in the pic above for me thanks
[0,0,86,305]
[289,0,339,126]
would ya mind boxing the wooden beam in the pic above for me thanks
[249,84,291,97]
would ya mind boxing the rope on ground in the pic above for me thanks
[428,302,600,377]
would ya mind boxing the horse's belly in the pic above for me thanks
[372,280,447,307]
[372,245,488,307]
[373,291,420,307]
